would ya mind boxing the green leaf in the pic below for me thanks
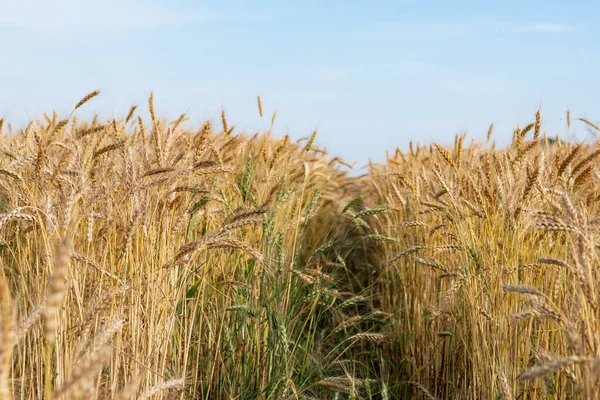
[176,277,203,315]
[189,196,210,217]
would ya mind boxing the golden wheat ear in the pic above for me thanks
[138,378,185,400]
[43,234,73,345]
[0,270,17,400]
[114,374,142,400]
[51,345,113,399]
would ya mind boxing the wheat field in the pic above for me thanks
[1,92,600,399]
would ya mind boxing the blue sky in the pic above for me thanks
[1,0,599,167]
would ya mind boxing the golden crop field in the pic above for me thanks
[1,91,600,399]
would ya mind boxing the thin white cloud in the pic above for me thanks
[0,0,183,30]
[383,61,519,96]
[352,21,581,40]
[502,23,580,34]
[0,0,272,31]
[352,22,476,40]
[526,23,579,32]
